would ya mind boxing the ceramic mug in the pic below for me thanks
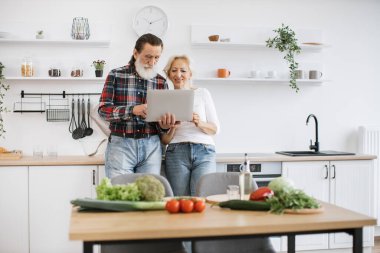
[250,70,261,78]
[309,70,323,80]
[295,70,305,79]
[266,70,277,79]
[217,68,231,78]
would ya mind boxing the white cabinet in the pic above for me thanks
[0,166,29,253]
[282,160,375,251]
[29,165,97,253]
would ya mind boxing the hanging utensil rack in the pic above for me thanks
[14,90,101,114]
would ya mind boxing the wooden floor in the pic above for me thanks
[374,236,380,253]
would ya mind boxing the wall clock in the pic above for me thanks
[132,5,169,38]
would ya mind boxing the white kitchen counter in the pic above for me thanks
[0,153,376,166]
[216,153,377,163]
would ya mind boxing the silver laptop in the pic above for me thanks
[145,89,194,122]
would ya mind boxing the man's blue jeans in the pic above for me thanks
[165,142,216,196]
[105,135,162,179]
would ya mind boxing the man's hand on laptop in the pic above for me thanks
[133,104,148,118]
[159,113,176,129]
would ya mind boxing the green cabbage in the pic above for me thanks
[268,177,295,193]
[135,175,165,201]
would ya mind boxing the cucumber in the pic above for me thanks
[217,200,271,211]
[71,198,166,212]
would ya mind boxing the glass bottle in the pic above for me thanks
[21,57,34,77]
[239,153,253,199]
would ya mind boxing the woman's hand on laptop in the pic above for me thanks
[159,113,176,129]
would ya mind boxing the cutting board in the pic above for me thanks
[206,194,229,204]
[206,194,324,214]
[206,194,250,204]
[0,150,22,160]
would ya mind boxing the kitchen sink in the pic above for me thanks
[276,150,355,157]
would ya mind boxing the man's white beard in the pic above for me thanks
[135,59,157,80]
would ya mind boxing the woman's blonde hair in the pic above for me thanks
[163,55,195,89]
[163,54,193,76]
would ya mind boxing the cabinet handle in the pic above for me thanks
[324,165,329,179]
[331,165,336,179]
[92,170,96,185]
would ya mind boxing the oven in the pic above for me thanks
[222,162,282,187]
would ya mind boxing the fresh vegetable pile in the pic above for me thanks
[165,197,206,214]
[216,177,320,214]
[266,177,320,214]
[71,175,167,212]
[96,176,165,201]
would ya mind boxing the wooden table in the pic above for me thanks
[69,202,376,253]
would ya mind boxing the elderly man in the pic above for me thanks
[99,33,175,179]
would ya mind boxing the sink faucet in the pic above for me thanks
[306,114,319,152]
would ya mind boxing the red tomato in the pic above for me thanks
[194,201,206,212]
[249,187,274,201]
[165,199,180,213]
[180,199,194,213]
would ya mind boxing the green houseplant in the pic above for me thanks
[266,24,301,92]
[0,62,10,138]
[92,60,106,77]
[36,30,44,39]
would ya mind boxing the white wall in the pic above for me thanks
[0,0,379,156]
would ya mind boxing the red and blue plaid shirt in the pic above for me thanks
[98,61,168,137]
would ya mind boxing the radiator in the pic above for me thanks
[358,126,380,225]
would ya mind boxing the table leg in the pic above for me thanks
[287,234,296,253]
[83,242,93,253]
[352,228,363,253]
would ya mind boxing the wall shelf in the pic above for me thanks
[0,39,110,47]
[193,77,329,84]
[191,42,329,51]
[5,77,106,82]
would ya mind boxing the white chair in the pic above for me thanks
[101,173,187,253]
[193,172,276,253]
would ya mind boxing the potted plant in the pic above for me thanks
[266,24,301,92]
[0,62,4,76]
[36,30,44,39]
[92,60,106,77]
[0,62,10,138]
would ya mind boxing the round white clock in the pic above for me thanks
[132,5,169,38]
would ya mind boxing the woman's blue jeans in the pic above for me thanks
[105,135,162,179]
[165,142,216,196]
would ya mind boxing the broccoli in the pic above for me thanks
[135,175,165,201]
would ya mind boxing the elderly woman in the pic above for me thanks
[162,55,220,196]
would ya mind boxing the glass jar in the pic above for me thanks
[71,17,90,40]
[71,67,83,77]
[48,67,61,77]
[21,57,34,77]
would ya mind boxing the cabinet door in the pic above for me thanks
[29,166,97,253]
[329,160,374,248]
[0,166,29,253]
[282,161,329,251]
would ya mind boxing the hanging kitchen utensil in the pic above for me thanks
[80,98,87,134]
[69,98,76,133]
[84,97,93,136]
[72,97,84,139]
